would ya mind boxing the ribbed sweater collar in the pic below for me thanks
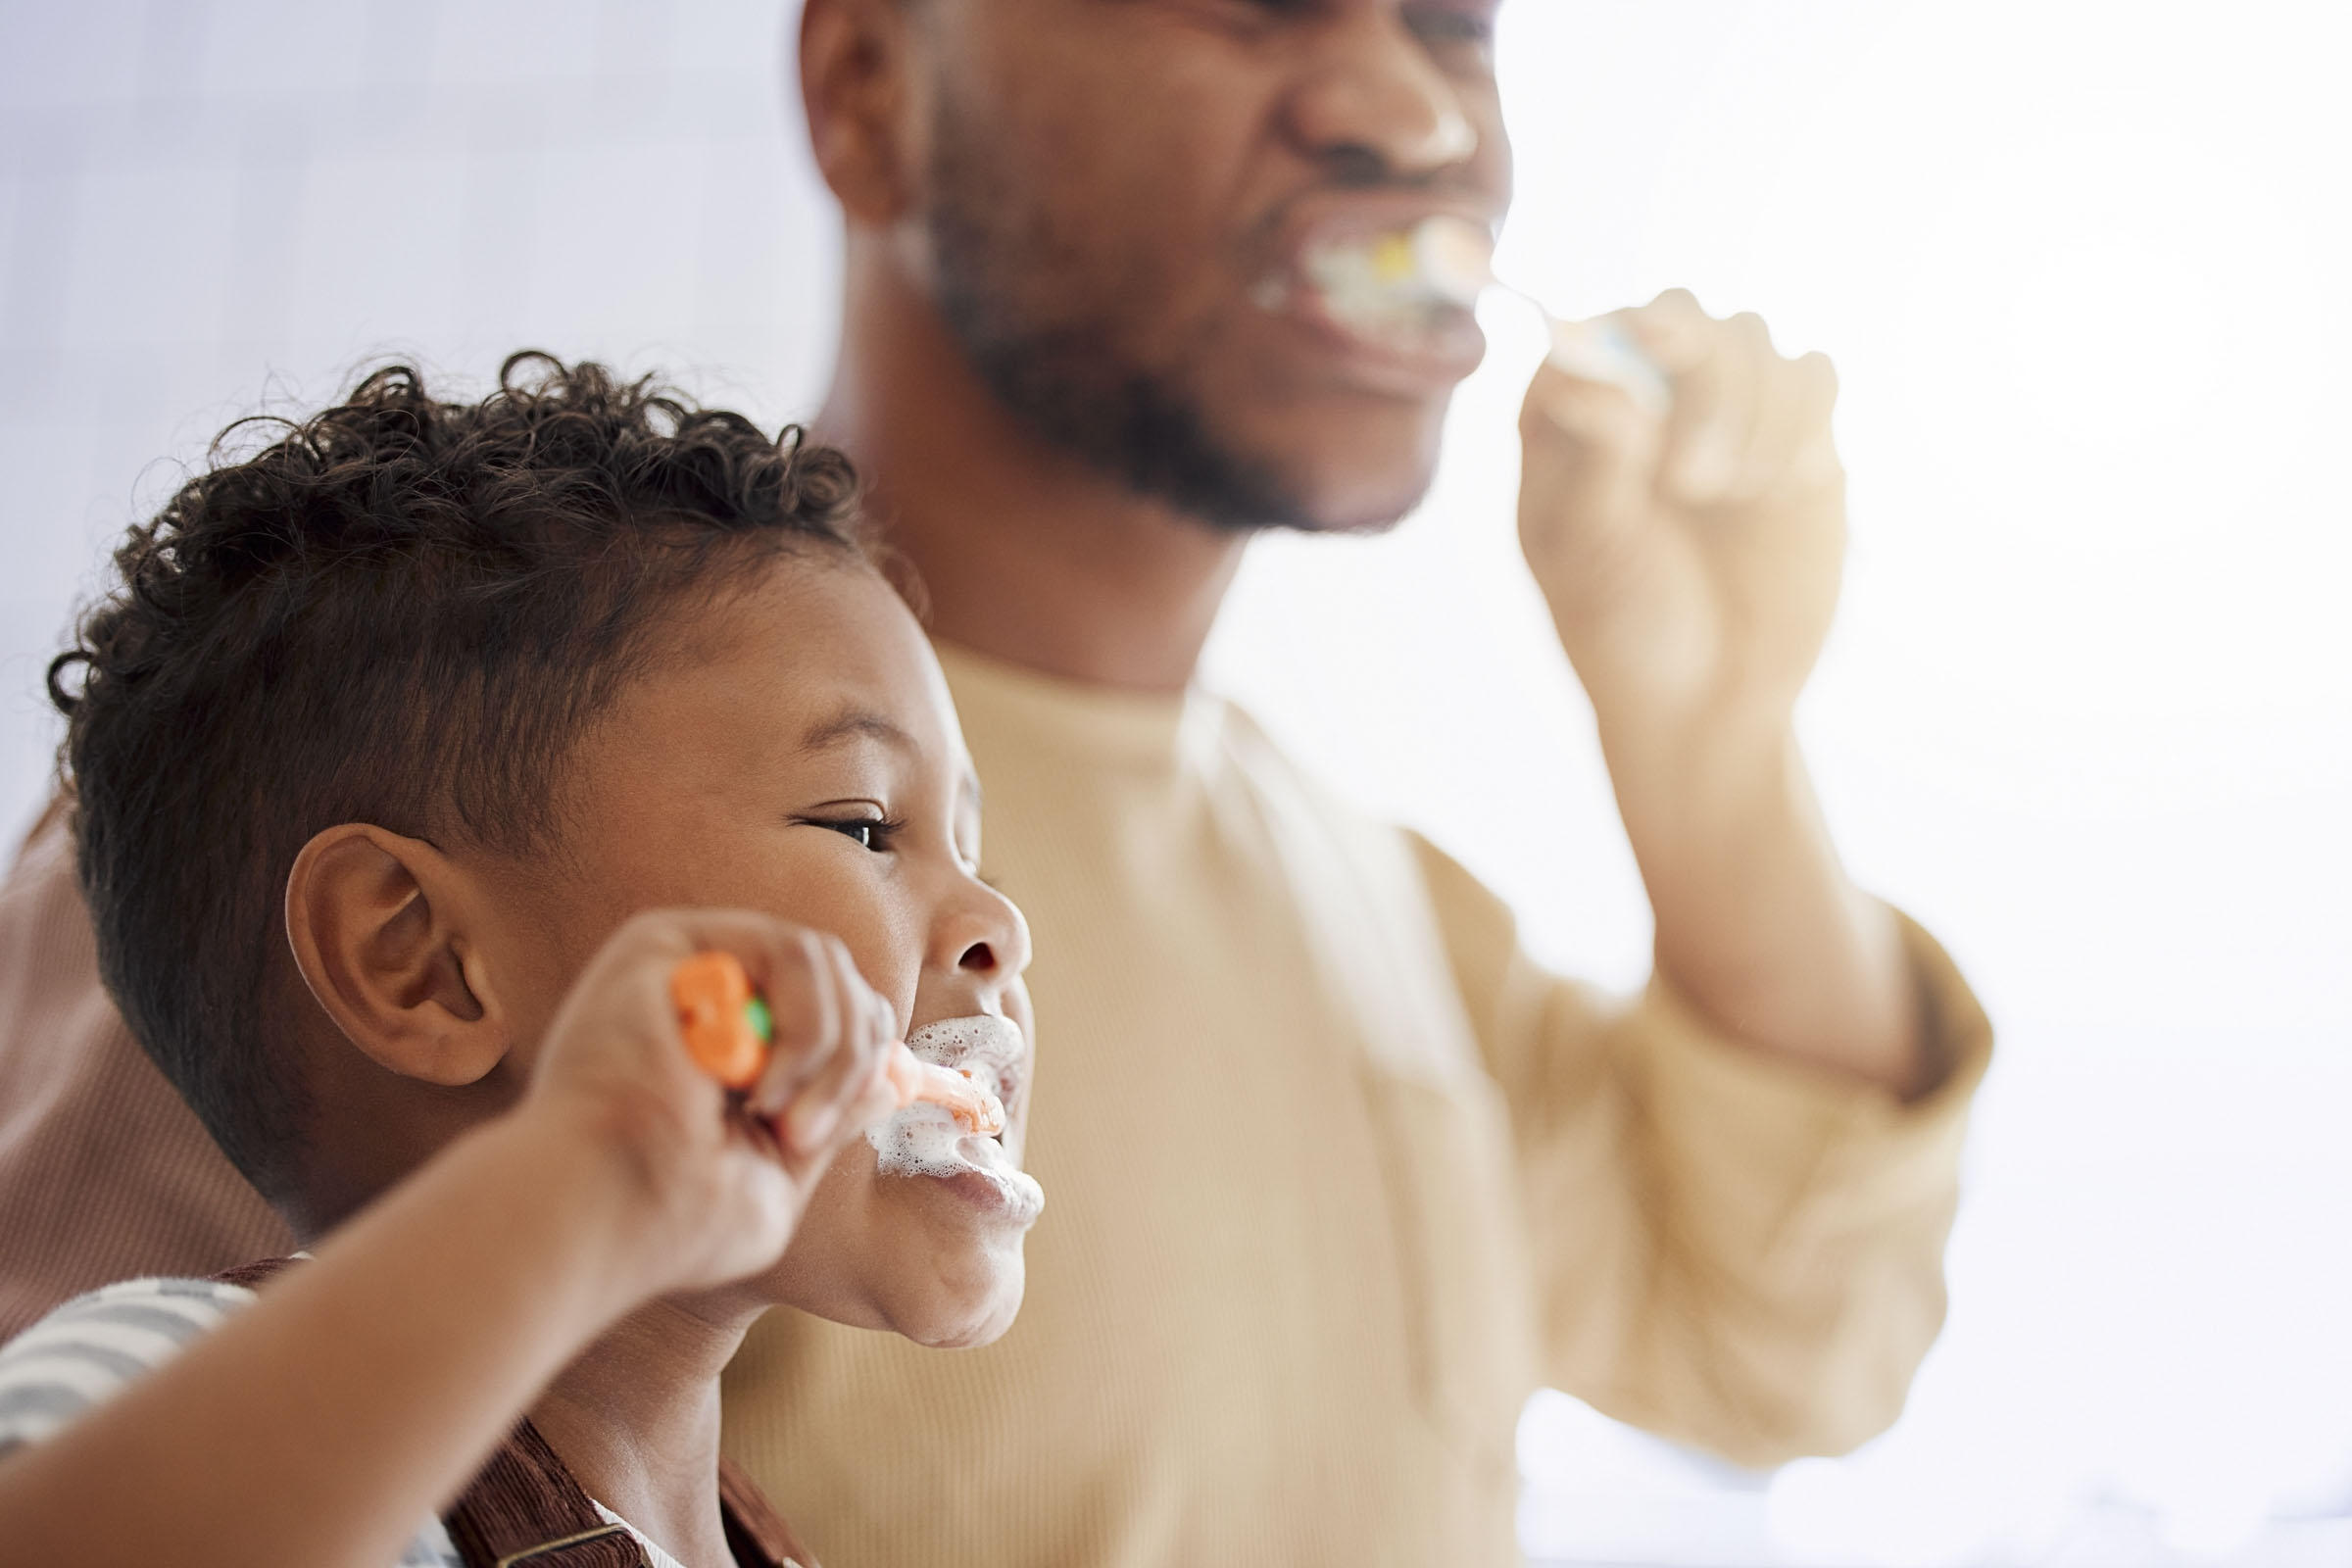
[932,640,1224,777]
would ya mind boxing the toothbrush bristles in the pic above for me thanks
[1409,216,1495,310]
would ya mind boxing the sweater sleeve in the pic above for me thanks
[1408,833,1991,1466]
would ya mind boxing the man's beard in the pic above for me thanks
[924,107,1310,535]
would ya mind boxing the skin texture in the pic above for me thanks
[803,0,1932,1094]
[0,556,1038,1568]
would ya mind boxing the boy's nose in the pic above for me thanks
[942,877,1032,986]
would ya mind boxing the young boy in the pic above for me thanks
[0,355,1043,1566]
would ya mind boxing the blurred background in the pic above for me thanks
[2,1,2347,1562]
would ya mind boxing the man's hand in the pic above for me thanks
[1519,289,1845,742]
[1516,292,1932,1098]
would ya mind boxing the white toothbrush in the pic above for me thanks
[1361,217,1674,415]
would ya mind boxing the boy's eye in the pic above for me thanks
[813,816,899,851]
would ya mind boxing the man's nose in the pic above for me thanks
[1283,14,1480,183]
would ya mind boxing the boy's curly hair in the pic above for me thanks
[49,353,865,1199]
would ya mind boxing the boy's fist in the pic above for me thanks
[521,908,902,1296]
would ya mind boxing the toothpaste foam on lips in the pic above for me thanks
[869,1014,1044,1221]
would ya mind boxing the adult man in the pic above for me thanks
[717,1,1986,1561]
[0,1,1988,1563]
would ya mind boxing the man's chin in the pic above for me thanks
[1288,481,1433,537]
[1186,393,1448,536]
[1224,452,1440,538]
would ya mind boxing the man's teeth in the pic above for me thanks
[1303,217,1495,337]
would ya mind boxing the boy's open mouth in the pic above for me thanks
[867,1014,1045,1225]
[903,1014,1024,1141]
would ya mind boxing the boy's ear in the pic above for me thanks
[283,824,511,1088]
[800,0,926,223]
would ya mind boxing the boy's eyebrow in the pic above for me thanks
[798,708,913,755]
[798,707,983,813]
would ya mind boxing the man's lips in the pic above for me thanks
[1251,202,1499,386]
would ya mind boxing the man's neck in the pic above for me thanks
[815,243,1246,694]
[528,1300,750,1568]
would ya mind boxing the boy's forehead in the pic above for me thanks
[607,558,957,776]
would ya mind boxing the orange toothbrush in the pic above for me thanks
[668,952,1004,1136]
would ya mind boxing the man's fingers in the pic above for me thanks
[1659,310,1768,506]
[1611,298,1842,512]
[1721,347,1842,506]
[1618,287,1712,371]
[1520,367,1661,559]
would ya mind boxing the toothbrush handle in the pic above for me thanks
[670,952,767,1090]
[1545,317,1673,415]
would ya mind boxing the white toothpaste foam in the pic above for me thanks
[867,1015,1044,1222]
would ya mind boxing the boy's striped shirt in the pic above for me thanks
[0,1277,685,1568]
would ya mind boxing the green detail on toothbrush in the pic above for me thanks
[744,995,773,1046]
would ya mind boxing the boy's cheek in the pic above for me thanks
[743,1143,894,1325]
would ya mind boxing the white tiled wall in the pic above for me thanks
[1,0,841,842]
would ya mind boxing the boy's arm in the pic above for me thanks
[0,908,899,1568]
[0,1114,681,1568]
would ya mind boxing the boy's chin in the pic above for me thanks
[897,1256,1027,1350]
[748,1151,1036,1348]
[865,1189,1032,1349]
[769,1233,1027,1351]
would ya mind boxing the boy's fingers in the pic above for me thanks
[582,909,899,1160]
[836,1054,903,1145]
[788,940,889,1152]
[845,978,900,1125]
[746,931,847,1123]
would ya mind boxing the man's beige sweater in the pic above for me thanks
[0,644,1987,1567]
[720,647,1989,1566]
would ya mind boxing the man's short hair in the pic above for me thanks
[49,353,864,1199]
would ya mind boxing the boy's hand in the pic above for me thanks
[519,909,903,1297]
